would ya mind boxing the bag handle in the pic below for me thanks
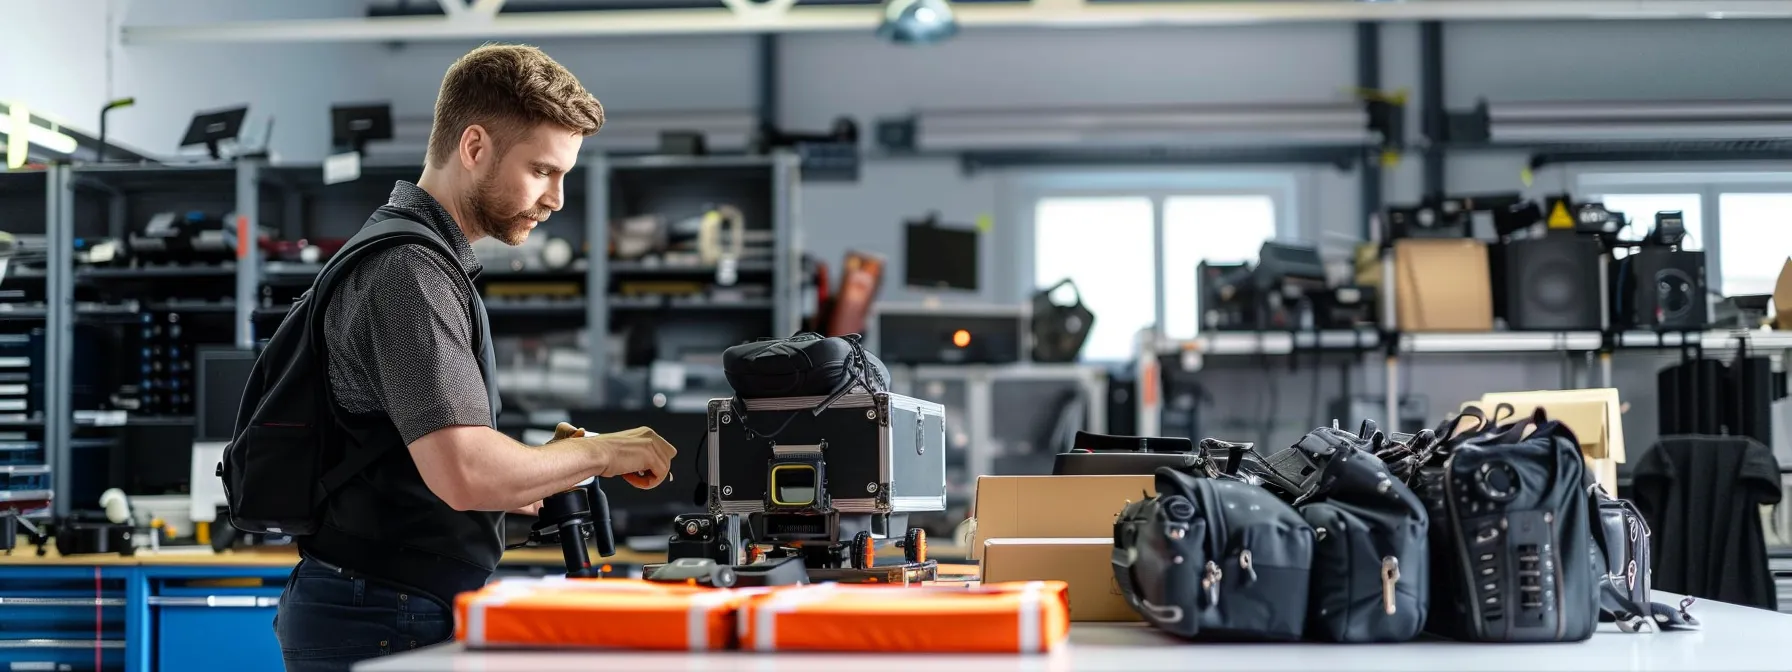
[1039,278,1084,307]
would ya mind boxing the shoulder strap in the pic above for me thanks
[310,214,487,504]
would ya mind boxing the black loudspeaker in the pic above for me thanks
[1614,249,1708,330]
[1501,235,1604,331]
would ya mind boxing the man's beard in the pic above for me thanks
[465,172,548,246]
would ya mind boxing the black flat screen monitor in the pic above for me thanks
[196,346,256,442]
[180,106,248,159]
[331,103,394,153]
[904,219,979,291]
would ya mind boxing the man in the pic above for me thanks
[273,44,677,672]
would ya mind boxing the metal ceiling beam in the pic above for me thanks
[121,1,1792,44]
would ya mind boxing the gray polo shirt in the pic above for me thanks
[322,181,492,444]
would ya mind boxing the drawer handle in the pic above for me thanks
[148,596,280,608]
[0,597,125,607]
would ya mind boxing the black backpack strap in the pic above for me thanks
[305,215,485,505]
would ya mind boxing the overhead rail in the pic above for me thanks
[1443,99,1792,145]
[123,1,1792,44]
[877,99,1402,170]
[370,109,762,160]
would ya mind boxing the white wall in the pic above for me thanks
[5,1,115,132]
[3,0,384,160]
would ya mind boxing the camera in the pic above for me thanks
[707,391,948,570]
[667,513,740,565]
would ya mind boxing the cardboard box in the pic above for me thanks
[1775,258,1792,330]
[1466,388,1626,493]
[970,475,1154,560]
[982,538,1137,622]
[1391,238,1493,332]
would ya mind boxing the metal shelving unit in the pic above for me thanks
[12,150,807,506]
[585,151,803,406]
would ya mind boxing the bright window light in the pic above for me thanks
[1033,196,1154,362]
[1161,195,1278,339]
[1717,193,1792,297]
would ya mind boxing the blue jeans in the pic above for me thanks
[275,557,455,672]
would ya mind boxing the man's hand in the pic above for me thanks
[591,426,677,489]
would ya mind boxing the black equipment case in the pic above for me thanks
[706,391,947,537]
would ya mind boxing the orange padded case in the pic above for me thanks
[454,578,766,651]
[738,580,1070,653]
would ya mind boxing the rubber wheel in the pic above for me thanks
[904,528,927,564]
[850,531,875,570]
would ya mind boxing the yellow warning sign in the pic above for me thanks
[1547,201,1574,229]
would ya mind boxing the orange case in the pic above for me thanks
[738,580,1070,653]
[454,578,768,651]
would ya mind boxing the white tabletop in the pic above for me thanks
[357,593,1792,672]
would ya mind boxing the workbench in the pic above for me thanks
[0,543,662,672]
[356,593,1791,672]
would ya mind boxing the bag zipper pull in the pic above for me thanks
[1381,556,1401,615]
[1238,549,1256,583]
[1201,560,1224,607]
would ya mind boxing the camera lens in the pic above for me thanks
[770,464,818,507]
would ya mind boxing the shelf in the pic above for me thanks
[1401,331,1604,353]
[77,265,235,280]
[608,260,773,275]
[610,297,773,311]
[484,303,586,318]
[0,465,50,476]
[0,489,51,503]
[1162,330,1382,356]
[73,412,194,428]
[607,154,775,170]
[1616,329,1792,351]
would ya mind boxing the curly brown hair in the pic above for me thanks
[426,43,605,168]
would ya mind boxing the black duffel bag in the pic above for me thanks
[722,332,888,400]
[1415,406,1600,643]
[1112,466,1314,641]
[1290,426,1430,643]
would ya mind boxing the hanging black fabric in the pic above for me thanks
[1631,435,1782,610]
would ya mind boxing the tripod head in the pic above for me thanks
[527,481,618,578]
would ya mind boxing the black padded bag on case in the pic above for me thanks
[1112,467,1314,641]
[721,332,889,400]
[1290,428,1429,643]
[1416,407,1599,643]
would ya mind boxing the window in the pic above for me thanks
[1029,187,1284,362]
[1033,197,1155,362]
[1162,196,1278,340]
[1718,193,1792,297]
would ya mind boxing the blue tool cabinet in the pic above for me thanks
[0,562,291,672]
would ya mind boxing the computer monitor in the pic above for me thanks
[904,215,979,291]
[330,103,394,154]
[196,346,256,442]
[179,106,249,160]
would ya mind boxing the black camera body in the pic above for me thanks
[667,513,741,566]
[707,391,947,569]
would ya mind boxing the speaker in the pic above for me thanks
[1500,234,1604,331]
[1614,249,1708,330]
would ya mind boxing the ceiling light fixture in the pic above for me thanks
[878,0,958,44]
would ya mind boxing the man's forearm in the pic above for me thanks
[409,425,607,512]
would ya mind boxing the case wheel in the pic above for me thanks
[903,528,927,564]
[850,531,875,570]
